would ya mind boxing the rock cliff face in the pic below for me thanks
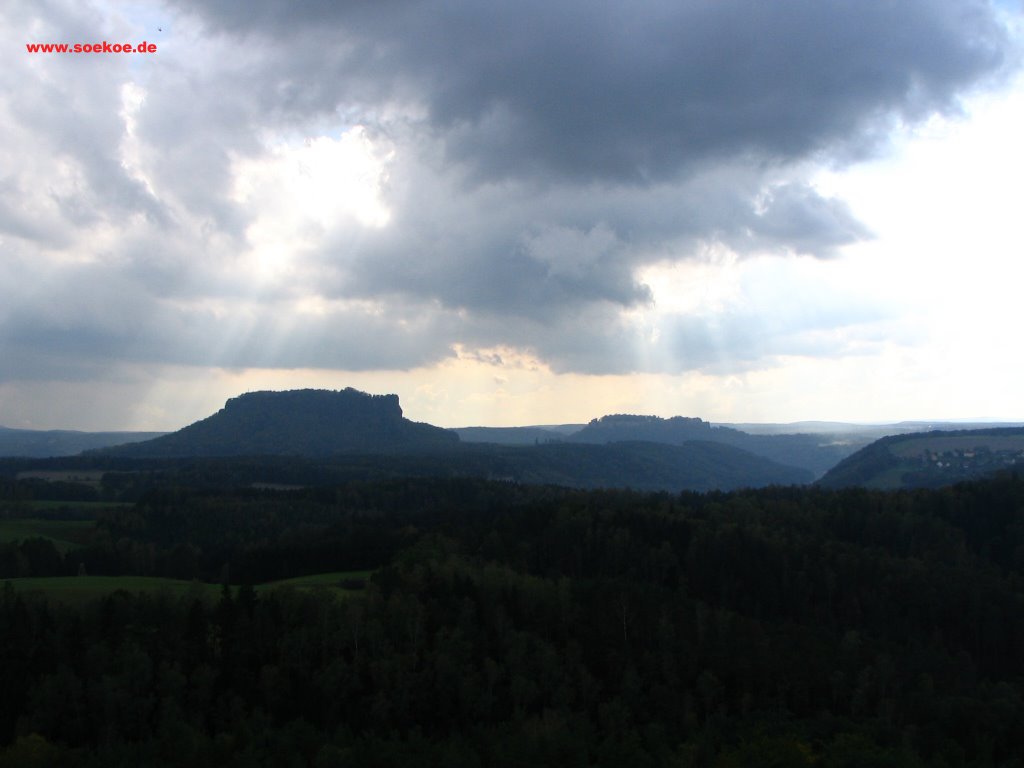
[98,388,458,457]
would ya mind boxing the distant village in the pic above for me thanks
[918,445,1024,473]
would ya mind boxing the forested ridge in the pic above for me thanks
[2,436,812,496]
[568,415,854,476]
[2,472,1024,766]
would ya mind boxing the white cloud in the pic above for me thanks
[231,128,392,277]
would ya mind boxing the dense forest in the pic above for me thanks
[2,468,1024,766]
[2,435,813,495]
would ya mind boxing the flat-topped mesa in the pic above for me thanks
[95,388,457,458]
[222,388,404,420]
[571,414,713,444]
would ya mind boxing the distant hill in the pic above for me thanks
[451,425,583,445]
[511,440,811,491]
[567,414,855,477]
[93,389,458,458]
[333,439,812,491]
[14,437,811,494]
[21,389,811,491]
[279,439,812,492]
[365,439,810,491]
[0,426,166,458]
[570,414,714,443]
[818,427,1024,489]
[720,420,1023,436]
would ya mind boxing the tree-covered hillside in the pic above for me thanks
[569,414,855,477]
[3,435,812,499]
[2,472,1024,765]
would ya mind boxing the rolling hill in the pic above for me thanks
[0,426,166,458]
[818,427,1024,489]
[450,425,584,445]
[566,414,855,477]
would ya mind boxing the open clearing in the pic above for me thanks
[0,518,95,552]
[15,470,107,487]
[3,570,373,606]
[3,576,221,604]
[266,570,372,589]
[21,500,131,510]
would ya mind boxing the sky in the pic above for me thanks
[2,0,1023,431]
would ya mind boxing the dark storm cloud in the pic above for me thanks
[4,0,1018,387]
[171,0,1011,184]
[332,182,655,320]
[314,162,867,324]
[164,0,1010,344]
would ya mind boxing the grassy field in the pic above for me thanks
[264,570,372,589]
[15,470,107,487]
[0,501,131,518]
[21,500,131,510]
[0,518,95,552]
[3,570,373,606]
[862,466,910,490]
[3,576,222,604]
[891,434,1024,458]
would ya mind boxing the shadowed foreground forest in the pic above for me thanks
[2,471,1024,766]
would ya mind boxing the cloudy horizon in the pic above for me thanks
[3,0,1023,431]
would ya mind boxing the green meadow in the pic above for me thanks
[265,570,373,588]
[3,570,372,606]
[0,518,95,552]
[20,500,132,510]
[3,576,220,605]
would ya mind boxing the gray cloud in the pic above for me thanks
[316,159,869,325]
[171,0,1012,184]
[446,292,891,377]
[2,0,1018,393]
[0,253,458,382]
[741,183,872,257]
[2,3,166,240]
